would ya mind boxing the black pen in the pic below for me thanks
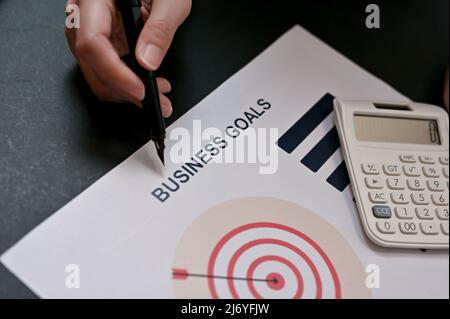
[117,0,166,165]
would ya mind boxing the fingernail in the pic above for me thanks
[133,88,145,102]
[139,88,145,101]
[134,100,143,108]
[164,80,172,93]
[141,44,163,70]
[129,87,145,102]
[163,101,173,118]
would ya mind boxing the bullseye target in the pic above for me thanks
[172,197,372,299]
[207,222,341,299]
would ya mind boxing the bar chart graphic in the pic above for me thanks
[277,93,350,192]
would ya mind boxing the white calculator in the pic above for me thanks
[334,99,449,249]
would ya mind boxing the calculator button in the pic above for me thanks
[362,163,380,175]
[407,179,425,191]
[395,207,414,220]
[365,177,383,189]
[369,192,388,203]
[415,208,434,220]
[431,193,449,206]
[377,221,396,234]
[443,167,449,179]
[391,192,409,204]
[423,167,440,178]
[419,155,437,165]
[403,165,421,177]
[440,156,449,165]
[383,164,401,176]
[427,180,445,192]
[420,222,440,235]
[400,154,417,163]
[436,208,449,220]
[386,178,405,190]
[372,206,392,219]
[441,223,449,235]
[399,222,419,235]
[411,193,429,205]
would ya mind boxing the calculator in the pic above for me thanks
[334,100,449,249]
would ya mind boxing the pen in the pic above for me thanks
[117,0,166,165]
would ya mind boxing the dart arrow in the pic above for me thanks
[172,268,277,283]
[172,268,189,280]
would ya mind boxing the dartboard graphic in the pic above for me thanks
[205,222,341,299]
[172,197,371,299]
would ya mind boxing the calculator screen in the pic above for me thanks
[354,115,441,145]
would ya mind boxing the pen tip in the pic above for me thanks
[154,139,165,166]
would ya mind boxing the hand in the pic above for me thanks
[65,0,192,117]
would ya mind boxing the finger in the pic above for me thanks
[78,60,130,104]
[76,0,145,102]
[136,0,192,70]
[134,94,172,117]
[133,78,171,109]
[157,77,171,94]
[78,56,171,105]
[79,35,146,102]
[159,94,173,118]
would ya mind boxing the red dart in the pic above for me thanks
[172,268,189,280]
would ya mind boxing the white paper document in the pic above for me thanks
[1,26,448,299]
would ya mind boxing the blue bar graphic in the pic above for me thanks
[277,93,335,154]
[301,127,340,173]
[327,161,350,192]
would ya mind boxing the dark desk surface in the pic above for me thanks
[0,0,448,298]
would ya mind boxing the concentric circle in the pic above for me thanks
[207,223,341,299]
[249,258,301,298]
[172,197,372,299]
[265,271,286,291]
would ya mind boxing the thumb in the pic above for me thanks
[136,0,191,70]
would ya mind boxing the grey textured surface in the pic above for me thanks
[0,0,448,298]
